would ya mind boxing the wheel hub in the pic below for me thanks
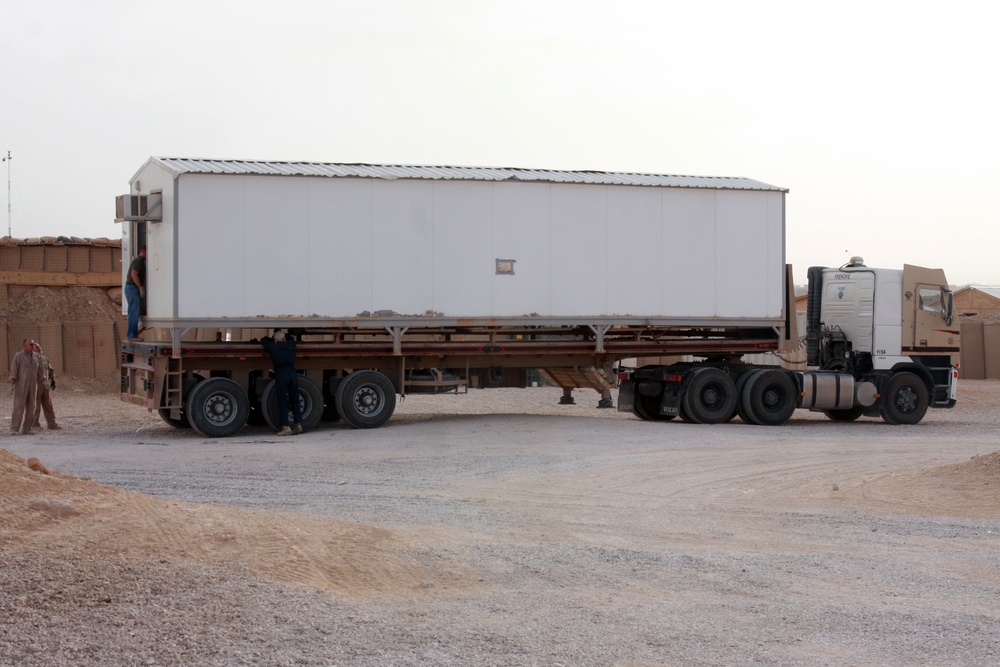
[205,396,233,422]
[896,388,917,413]
[354,387,382,415]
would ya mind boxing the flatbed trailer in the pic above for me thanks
[121,315,787,436]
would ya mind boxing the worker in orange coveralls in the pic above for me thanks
[9,338,43,435]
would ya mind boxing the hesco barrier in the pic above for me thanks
[1,321,122,383]
[959,321,1000,380]
[1,238,123,384]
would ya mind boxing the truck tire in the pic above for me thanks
[335,370,397,429]
[261,375,324,433]
[879,372,929,425]
[633,388,674,421]
[681,368,737,424]
[185,377,250,438]
[824,406,865,422]
[740,369,797,426]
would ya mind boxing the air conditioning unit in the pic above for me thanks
[115,193,162,222]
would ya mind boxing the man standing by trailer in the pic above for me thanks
[125,246,146,341]
[32,341,61,430]
[260,330,303,436]
[9,338,42,435]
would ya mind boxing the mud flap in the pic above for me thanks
[617,380,635,413]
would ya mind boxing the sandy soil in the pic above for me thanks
[2,381,999,666]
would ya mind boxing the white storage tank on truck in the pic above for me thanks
[116,157,958,436]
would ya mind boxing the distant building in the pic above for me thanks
[954,286,1000,318]
[953,287,1000,380]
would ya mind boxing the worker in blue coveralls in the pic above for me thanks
[125,246,146,341]
[260,329,303,436]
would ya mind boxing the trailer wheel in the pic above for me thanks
[681,368,737,425]
[185,377,250,438]
[261,375,324,433]
[335,370,397,429]
[741,369,797,426]
[824,406,865,422]
[879,372,928,425]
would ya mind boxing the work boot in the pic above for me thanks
[291,423,302,435]
[276,425,293,436]
[48,424,63,430]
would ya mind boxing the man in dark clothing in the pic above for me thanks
[125,246,146,340]
[260,329,303,435]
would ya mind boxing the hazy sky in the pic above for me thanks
[2,0,997,285]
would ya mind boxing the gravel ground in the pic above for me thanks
[2,382,1000,666]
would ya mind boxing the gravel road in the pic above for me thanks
[2,382,999,666]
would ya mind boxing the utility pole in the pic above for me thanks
[2,151,10,238]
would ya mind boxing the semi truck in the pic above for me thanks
[116,157,959,437]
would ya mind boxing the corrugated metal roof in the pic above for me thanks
[965,286,1000,300]
[145,157,787,192]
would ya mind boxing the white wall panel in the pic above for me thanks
[371,180,433,315]
[662,189,717,317]
[243,177,311,317]
[491,182,552,316]
[550,184,607,314]
[176,175,247,317]
[606,186,662,315]
[306,179,374,316]
[767,191,785,317]
[431,182,493,315]
[715,190,771,317]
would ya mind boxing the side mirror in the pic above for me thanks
[943,290,954,327]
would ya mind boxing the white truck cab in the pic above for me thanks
[807,257,959,421]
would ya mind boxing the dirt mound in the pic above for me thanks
[851,450,1000,518]
[0,448,464,597]
[938,450,1000,476]
[0,286,123,323]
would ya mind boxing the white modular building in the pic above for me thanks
[120,158,787,326]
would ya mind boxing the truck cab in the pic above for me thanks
[619,257,959,428]
[808,257,959,414]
